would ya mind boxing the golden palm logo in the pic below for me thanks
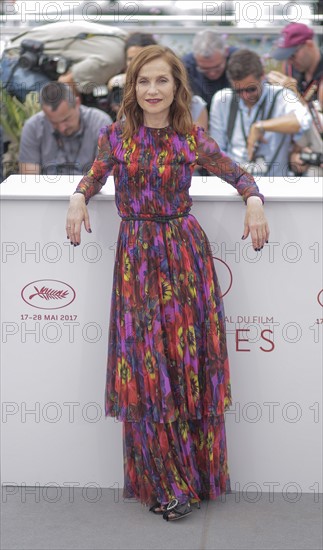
[21,279,75,310]
[28,286,69,301]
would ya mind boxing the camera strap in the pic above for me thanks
[227,92,267,145]
[53,113,84,168]
[257,88,287,176]
[308,101,323,140]
[301,77,321,103]
[227,88,286,175]
[239,88,283,145]
[299,74,323,139]
[33,33,125,52]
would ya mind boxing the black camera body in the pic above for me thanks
[109,85,124,108]
[6,38,115,118]
[18,39,70,79]
[300,151,323,167]
[18,39,44,70]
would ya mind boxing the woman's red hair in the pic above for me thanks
[117,45,193,139]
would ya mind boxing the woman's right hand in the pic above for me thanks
[66,193,91,245]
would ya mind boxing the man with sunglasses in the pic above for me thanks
[182,30,236,113]
[209,49,311,177]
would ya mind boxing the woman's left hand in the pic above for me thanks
[243,196,270,250]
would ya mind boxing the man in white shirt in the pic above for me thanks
[209,49,311,177]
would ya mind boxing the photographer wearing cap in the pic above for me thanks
[19,82,112,176]
[268,23,323,178]
[268,23,323,139]
[268,23,322,104]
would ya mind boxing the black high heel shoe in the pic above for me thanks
[162,498,192,521]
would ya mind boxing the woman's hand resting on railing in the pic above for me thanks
[66,193,92,246]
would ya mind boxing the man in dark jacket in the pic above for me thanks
[182,30,236,112]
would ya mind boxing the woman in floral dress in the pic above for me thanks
[66,45,269,521]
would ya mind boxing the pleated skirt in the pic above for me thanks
[105,214,232,505]
[123,414,231,506]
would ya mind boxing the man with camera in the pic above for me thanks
[209,49,311,177]
[19,82,112,176]
[267,23,322,177]
[268,23,322,106]
[1,20,127,107]
[289,79,323,178]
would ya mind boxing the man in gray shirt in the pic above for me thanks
[19,82,112,176]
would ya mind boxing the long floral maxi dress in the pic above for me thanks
[75,122,264,507]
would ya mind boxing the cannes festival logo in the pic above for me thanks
[213,257,233,298]
[21,279,76,310]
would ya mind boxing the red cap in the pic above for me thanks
[272,23,314,60]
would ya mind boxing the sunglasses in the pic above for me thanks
[234,85,259,95]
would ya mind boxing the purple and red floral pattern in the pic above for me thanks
[75,122,263,504]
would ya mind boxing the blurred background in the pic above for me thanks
[1,0,322,64]
[0,0,322,181]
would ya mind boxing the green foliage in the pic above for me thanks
[0,87,41,143]
[0,87,41,178]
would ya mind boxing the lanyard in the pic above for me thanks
[55,134,83,166]
[301,78,321,102]
[53,113,84,167]
[308,101,323,139]
[300,77,323,140]
[238,94,268,145]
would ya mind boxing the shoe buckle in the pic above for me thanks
[166,498,179,511]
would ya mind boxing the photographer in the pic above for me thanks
[289,81,323,178]
[1,20,127,107]
[268,23,322,106]
[19,82,112,176]
[209,50,311,177]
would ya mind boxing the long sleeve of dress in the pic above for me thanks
[74,125,116,204]
[196,126,264,204]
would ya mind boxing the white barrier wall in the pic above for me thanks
[1,175,322,497]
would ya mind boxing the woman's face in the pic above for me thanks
[135,57,176,125]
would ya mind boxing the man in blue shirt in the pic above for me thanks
[209,49,311,177]
[182,30,236,113]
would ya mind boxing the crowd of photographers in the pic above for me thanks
[0,21,322,181]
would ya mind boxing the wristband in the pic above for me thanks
[255,121,265,132]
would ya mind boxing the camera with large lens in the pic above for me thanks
[109,85,124,107]
[300,151,323,166]
[18,39,70,79]
[18,39,44,70]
